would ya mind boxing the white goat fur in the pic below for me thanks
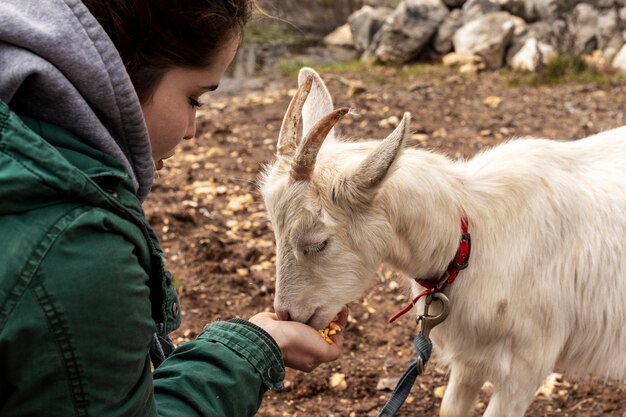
[260,67,626,417]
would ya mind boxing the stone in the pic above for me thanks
[323,24,354,47]
[483,95,503,108]
[504,19,562,64]
[523,20,568,50]
[461,0,501,23]
[531,0,577,22]
[597,8,624,54]
[535,373,562,398]
[560,3,624,56]
[376,377,401,390]
[453,11,526,69]
[369,0,450,64]
[567,3,600,54]
[434,385,446,398]
[508,37,557,71]
[442,51,485,67]
[434,9,464,54]
[612,43,626,73]
[509,37,541,70]
[329,373,348,391]
[348,5,393,52]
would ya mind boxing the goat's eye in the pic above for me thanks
[303,239,328,256]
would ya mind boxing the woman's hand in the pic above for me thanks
[249,306,349,372]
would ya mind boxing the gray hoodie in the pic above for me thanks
[0,0,154,200]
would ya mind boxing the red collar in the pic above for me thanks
[388,218,471,323]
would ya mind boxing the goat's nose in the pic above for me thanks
[276,308,291,321]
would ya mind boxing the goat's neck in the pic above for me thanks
[379,150,465,280]
[375,144,551,283]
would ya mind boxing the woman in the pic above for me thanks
[0,0,348,416]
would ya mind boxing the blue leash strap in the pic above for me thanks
[376,332,432,417]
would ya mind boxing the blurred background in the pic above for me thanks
[221,0,626,91]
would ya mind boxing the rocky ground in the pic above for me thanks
[143,64,626,417]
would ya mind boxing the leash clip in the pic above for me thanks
[416,292,450,338]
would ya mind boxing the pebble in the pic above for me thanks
[329,373,348,391]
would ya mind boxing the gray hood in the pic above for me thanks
[0,0,154,200]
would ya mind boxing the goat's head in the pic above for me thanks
[260,68,411,329]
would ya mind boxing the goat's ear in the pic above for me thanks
[298,67,335,140]
[339,112,410,205]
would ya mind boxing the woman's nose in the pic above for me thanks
[184,111,197,140]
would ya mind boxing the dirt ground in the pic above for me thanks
[143,65,626,417]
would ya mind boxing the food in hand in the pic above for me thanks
[318,321,342,344]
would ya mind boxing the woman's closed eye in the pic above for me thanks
[188,97,202,108]
[303,239,328,256]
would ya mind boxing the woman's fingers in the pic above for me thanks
[248,306,351,372]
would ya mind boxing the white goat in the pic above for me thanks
[260,67,626,417]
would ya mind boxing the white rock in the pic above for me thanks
[376,377,400,390]
[509,37,557,71]
[535,372,562,397]
[434,385,446,398]
[329,373,348,391]
[324,24,354,47]
[612,43,626,73]
[538,41,557,64]
[510,37,541,71]
[442,51,484,67]
[453,11,526,69]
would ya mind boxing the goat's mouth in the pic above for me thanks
[303,307,320,327]
[275,298,343,329]
[306,306,343,330]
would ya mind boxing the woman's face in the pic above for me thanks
[141,36,239,170]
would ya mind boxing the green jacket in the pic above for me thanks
[0,101,284,416]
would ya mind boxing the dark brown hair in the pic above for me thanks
[83,0,253,102]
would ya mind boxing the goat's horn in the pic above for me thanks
[277,75,314,156]
[290,107,350,182]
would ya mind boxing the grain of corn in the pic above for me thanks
[318,321,342,344]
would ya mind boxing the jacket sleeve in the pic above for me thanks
[153,319,285,417]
